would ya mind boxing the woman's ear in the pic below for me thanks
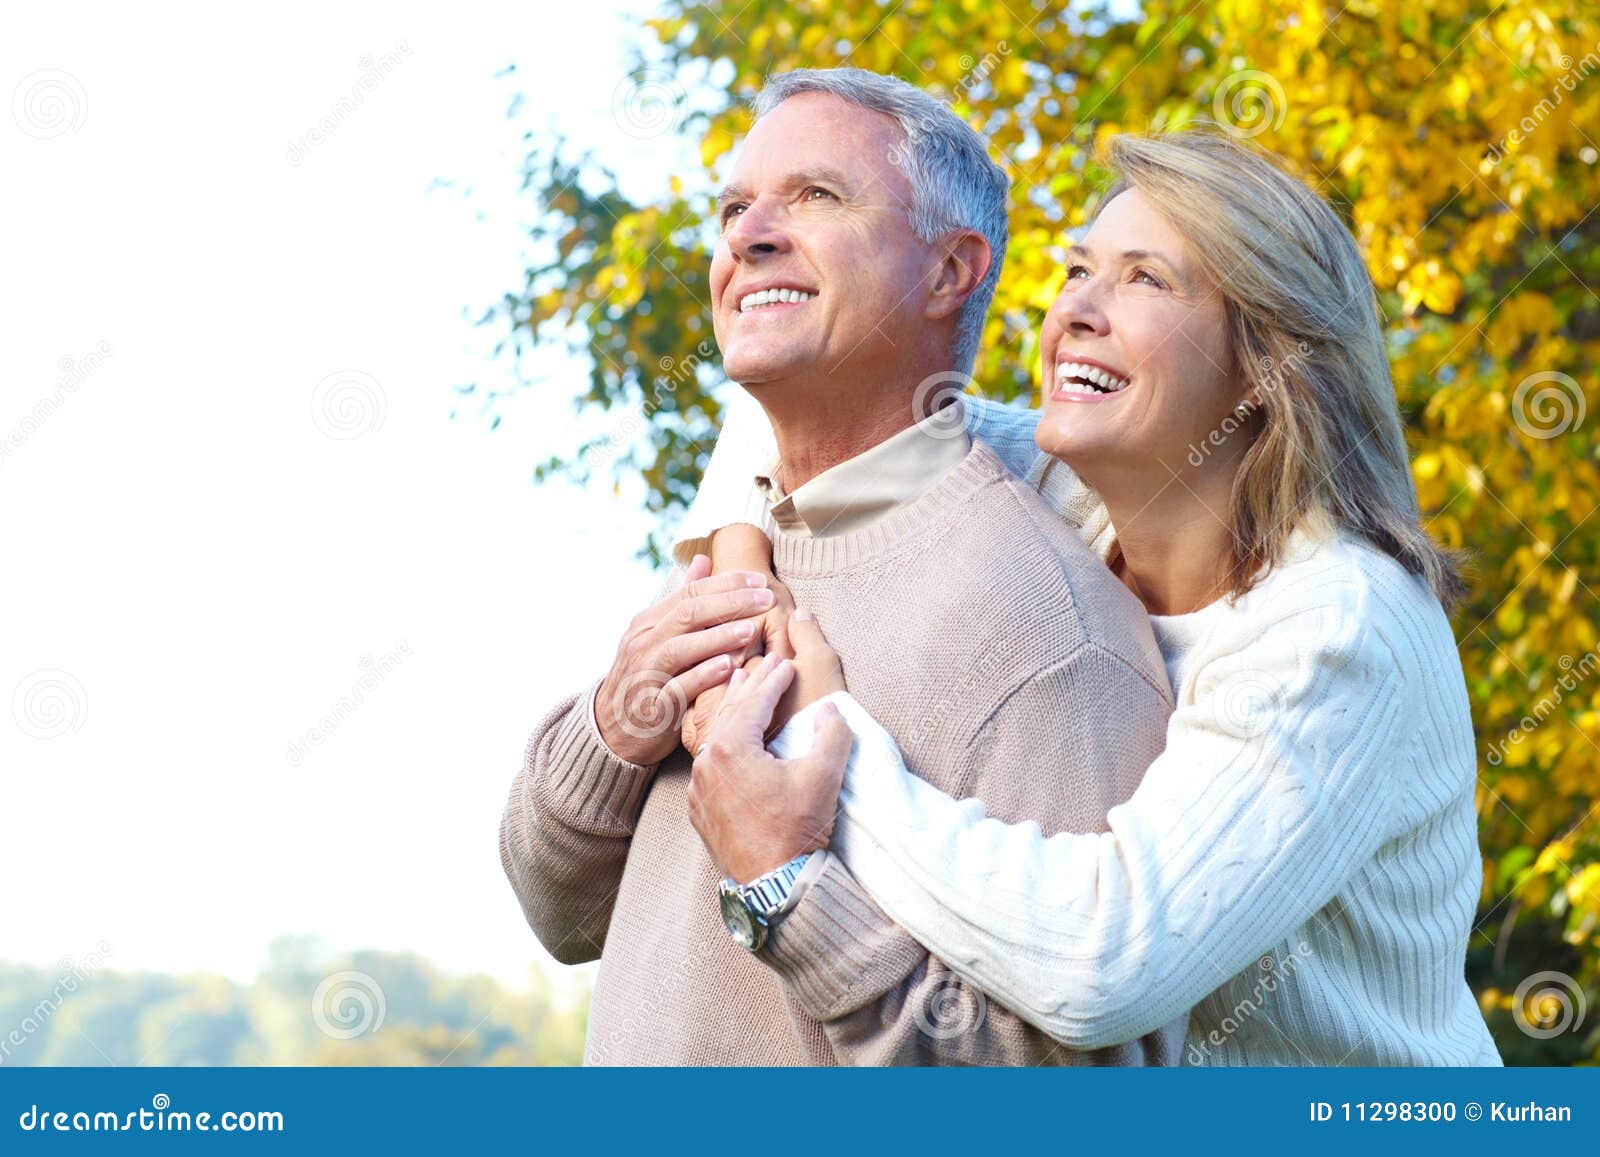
[924,230,991,322]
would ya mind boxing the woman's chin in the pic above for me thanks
[1035,415,1111,465]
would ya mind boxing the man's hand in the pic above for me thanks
[595,554,775,767]
[687,651,855,884]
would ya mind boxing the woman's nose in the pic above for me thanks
[1051,284,1112,338]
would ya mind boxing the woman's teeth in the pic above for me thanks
[739,288,814,312]
[1055,361,1130,394]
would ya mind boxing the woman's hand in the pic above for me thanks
[680,654,755,757]
[768,607,846,734]
[680,523,796,754]
[684,602,847,751]
[687,651,854,884]
[712,522,794,664]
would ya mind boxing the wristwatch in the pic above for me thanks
[717,853,813,952]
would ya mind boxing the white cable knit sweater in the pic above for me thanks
[676,390,1502,1066]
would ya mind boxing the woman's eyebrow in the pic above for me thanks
[1067,243,1172,264]
[1066,243,1189,282]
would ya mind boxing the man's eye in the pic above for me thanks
[1066,264,1090,280]
[803,187,836,202]
[721,204,746,225]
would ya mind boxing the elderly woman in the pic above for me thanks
[683,129,1503,1066]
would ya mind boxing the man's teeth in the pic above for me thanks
[739,288,814,312]
[1055,361,1130,394]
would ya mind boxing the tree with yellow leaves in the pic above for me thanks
[478,0,1599,1063]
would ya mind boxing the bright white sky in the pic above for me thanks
[1,1,703,990]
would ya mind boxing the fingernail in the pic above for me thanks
[751,588,774,607]
[794,607,813,621]
[744,572,768,587]
[735,620,756,639]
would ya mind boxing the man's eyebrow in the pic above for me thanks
[716,168,857,208]
[789,166,855,193]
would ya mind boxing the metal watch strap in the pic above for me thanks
[731,853,812,918]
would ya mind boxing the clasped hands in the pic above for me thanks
[593,530,853,885]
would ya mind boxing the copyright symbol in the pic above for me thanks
[1464,1102,1482,1121]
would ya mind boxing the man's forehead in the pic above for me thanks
[726,97,909,196]
[750,89,901,137]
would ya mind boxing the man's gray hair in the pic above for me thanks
[752,68,1009,375]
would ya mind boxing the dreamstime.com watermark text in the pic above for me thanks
[17,1094,283,1134]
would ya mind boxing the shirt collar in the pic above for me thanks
[754,399,972,538]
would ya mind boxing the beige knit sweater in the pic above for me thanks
[500,441,1184,1065]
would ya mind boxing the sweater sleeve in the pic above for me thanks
[756,650,1185,1065]
[780,599,1407,1050]
[497,567,684,965]
[759,854,1099,1065]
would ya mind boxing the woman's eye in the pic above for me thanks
[1132,268,1165,288]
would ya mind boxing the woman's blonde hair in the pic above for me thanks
[1093,128,1466,610]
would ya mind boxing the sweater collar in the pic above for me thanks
[755,400,972,540]
[769,439,1006,577]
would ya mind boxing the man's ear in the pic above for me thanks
[923,230,991,322]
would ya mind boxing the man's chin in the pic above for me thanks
[723,354,816,390]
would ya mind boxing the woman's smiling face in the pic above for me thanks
[1035,187,1244,477]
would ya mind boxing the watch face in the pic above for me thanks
[719,888,758,950]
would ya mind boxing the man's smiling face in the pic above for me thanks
[709,91,931,388]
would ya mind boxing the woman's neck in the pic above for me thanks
[1090,459,1240,616]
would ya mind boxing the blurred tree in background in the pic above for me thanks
[0,937,588,1066]
[489,0,1599,1064]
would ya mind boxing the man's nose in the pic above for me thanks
[726,198,790,261]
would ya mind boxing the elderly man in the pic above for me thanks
[500,67,1180,1065]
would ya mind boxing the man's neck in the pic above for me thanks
[748,375,928,491]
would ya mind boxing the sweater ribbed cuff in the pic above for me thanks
[535,682,657,837]
[758,852,924,1021]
